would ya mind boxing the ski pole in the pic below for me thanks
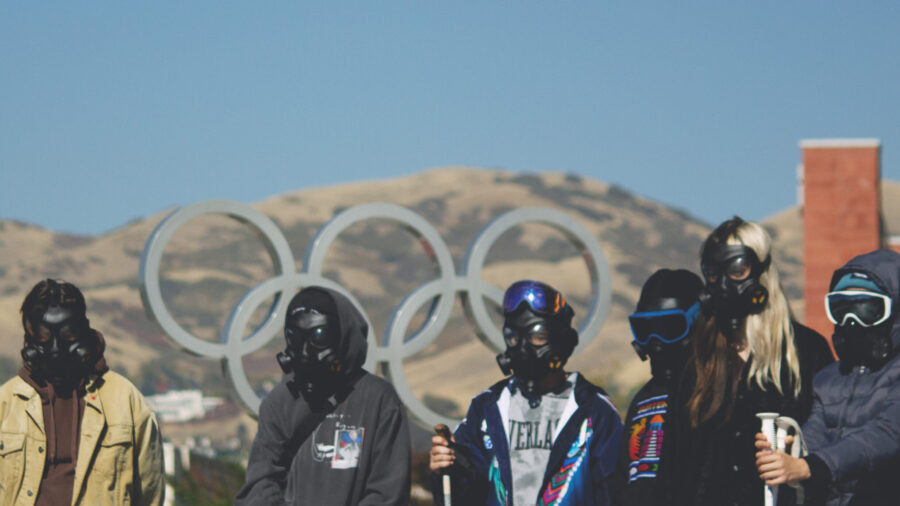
[434,424,453,506]
[757,412,780,506]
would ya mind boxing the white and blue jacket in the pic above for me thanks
[431,373,623,506]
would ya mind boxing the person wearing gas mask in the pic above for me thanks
[0,279,164,506]
[235,286,411,505]
[669,217,833,506]
[611,269,703,506]
[754,249,900,506]
[429,280,623,505]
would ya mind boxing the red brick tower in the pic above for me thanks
[801,138,882,343]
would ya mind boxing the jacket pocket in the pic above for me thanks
[0,432,26,492]
[96,424,133,474]
[90,424,133,505]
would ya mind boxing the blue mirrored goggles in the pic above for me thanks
[628,302,700,345]
[502,280,567,315]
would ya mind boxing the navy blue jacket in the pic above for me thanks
[430,373,623,505]
[801,249,900,506]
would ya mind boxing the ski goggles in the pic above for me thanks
[824,290,893,327]
[629,302,700,345]
[502,280,567,315]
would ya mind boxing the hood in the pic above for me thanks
[829,249,900,350]
[301,286,369,377]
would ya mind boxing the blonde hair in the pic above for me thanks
[728,220,801,397]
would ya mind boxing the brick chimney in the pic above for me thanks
[800,138,882,342]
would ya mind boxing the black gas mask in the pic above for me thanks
[276,289,343,397]
[826,284,896,372]
[496,280,577,399]
[629,269,703,383]
[700,243,770,336]
[22,303,94,388]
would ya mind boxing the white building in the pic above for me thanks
[146,389,224,423]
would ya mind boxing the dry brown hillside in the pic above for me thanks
[3,168,892,444]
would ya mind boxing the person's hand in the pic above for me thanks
[754,432,810,485]
[429,433,456,472]
[753,432,794,452]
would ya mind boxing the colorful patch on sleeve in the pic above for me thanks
[627,395,667,482]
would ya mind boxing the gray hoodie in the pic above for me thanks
[235,287,411,505]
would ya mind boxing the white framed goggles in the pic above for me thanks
[824,290,893,327]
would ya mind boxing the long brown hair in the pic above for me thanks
[687,317,743,427]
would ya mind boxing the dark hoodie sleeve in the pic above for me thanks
[358,394,412,505]
[235,390,292,505]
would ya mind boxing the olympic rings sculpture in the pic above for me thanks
[139,200,611,428]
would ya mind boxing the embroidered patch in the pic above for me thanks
[332,427,364,469]
[628,395,667,482]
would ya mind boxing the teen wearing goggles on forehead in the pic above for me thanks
[430,280,623,506]
[611,269,703,506]
[669,217,833,506]
[755,249,900,506]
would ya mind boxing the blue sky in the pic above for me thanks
[2,2,898,235]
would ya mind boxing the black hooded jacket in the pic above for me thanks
[800,249,900,506]
[235,287,411,505]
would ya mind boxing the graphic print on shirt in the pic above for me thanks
[508,379,573,506]
[627,394,667,482]
[310,413,365,469]
[508,418,560,450]
[332,427,364,469]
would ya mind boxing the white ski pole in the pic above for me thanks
[757,412,780,506]
[435,424,453,506]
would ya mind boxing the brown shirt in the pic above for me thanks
[19,368,83,506]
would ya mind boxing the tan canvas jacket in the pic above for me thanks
[0,371,164,506]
